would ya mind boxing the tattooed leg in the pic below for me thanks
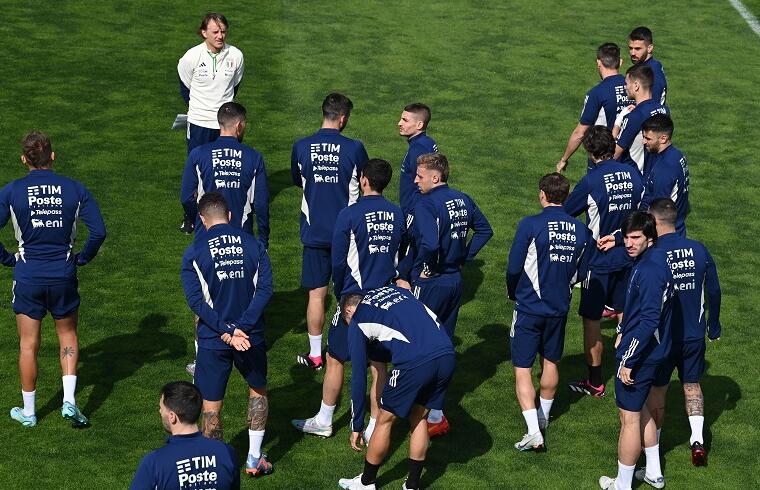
[203,400,224,440]
[684,383,704,416]
[247,387,268,431]
[55,312,79,376]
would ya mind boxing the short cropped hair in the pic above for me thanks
[629,26,653,45]
[218,102,246,128]
[582,126,615,161]
[322,93,353,121]
[622,211,657,241]
[403,103,431,128]
[597,43,621,70]
[361,159,392,193]
[626,64,654,92]
[198,12,228,36]
[198,192,229,219]
[161,381,202,424]
[340,293,363,324]
[649,197,677,227]
[641,114,674,138]
[539,173,571,204]
[417,153,449,182]
[21,131,53,168]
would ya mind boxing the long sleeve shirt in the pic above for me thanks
[617,99,669,175]
[399,132,437,215]
[639,145,689,235]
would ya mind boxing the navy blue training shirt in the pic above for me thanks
[0,169,106,284]
[331,195,405,297]
[348,286,454,431]
[291,128,369,248]
[656,233,721,342]
[580,74,628,129]
[507,206,590,317]
[617,99,669,174]
[564,160,643,272]
[130,432,240,490]
[641,58,668,105]
[181,223,272,349]
[180,136,270,247]
[399,132,437,216]
[640,145,689,234]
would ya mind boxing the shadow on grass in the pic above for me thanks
[264,287,315,351]
[37,313,187,422]
[378,323,504,487]
[461,259,486,306]
[267,168,296,203]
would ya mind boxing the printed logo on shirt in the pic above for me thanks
[364,211,396,252]
[666,247,696,290]
[309,143,340,183]
[679,157,690,191]
[210,148,242,188]
[175,455,219,489]
[362,286,406,310]
[26,185,63,228]
[615,86,629,109]
[208,235,245,280]
[603,171,635,212]
[445,199,469,239]
[547,221,578,263]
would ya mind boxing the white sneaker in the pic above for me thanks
[291,416,333,437]
[338,474,376,489]
[185,362,196,377]
[634,467,665,488]
[598,476,617,489]
[514,431,545,451]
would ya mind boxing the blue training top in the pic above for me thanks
[331,195,405,298]
[641,57,668,105]
[399,132,437,216]
[130,432,240,490]
[348,286,454,432]
[580,74,628,129]
[291,128,368,248]
[564,160,643,272]
[656,233,721,342]
[617,246,674,371]
[0,169,106,284]
[507,206,590,317]
[181,222,272,350]
[640,145,689,235]
[181,136,270,247]
[617,99,669,175]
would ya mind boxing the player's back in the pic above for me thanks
[332,195,404,297]
[0,170,105,284]
[641,145,689,234]
[642,57,667,105]
[618,100,670,174]
[508,206,589,317]
[581,74,628,129]
[291,128,368,247]
[399,132,437,214]
[351,286,454,368]
[130,432,239,490]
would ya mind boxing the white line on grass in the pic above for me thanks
[729,0,760,37]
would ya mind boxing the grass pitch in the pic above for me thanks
[0,1,758,488]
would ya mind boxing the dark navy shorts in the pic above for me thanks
[195,343,267,401]
[301,246,331,289]
[510,310,567,368]
[655,340,706,386]
[614,362,658,411]
[186,123,219,154]
[579,268,629,320]
[380,354,456,419]
[412,273,462,338]
[12,280,79,320]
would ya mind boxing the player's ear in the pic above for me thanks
[20,155,27,166]
[617,58,623,69]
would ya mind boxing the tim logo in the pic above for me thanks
[176,459,193,474]
[445,200,457,212]
[175,455,218,488]
[208,237,221,249]
[547,221,559,232]
[211,149,223,159]
[27,186,41,196]
[310,143,321,153]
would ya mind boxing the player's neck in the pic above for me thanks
[171,424,200,436]
[656,141,672,153]
[634,92,652,104]
[600,68,619,79]
[362,189,381,197]
[321,121,342,131]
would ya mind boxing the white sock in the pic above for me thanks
[522,408,540,435]
[194,339,198,355]
[656,427,661,443]
[365,416,376,442]
[315,401,335,427]
[427,409,444,424]
[644,444,662,479]
[308,334,322,358]
[615,460,635,490]
[688,415,704,444]
[62,375,77,405]
[538,397,554,420]
[248,429,265,458]
[22,390,36,417]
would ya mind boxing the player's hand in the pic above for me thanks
[350,431,365,452]
[419,271,429,280]
[221,333,232,345]
[556,159,568,173]
[597,235,616,252]
[618,366,634,385]
[232,328,249,339]
[614,333,622,349]
[231,336,251,351]
[395,279,411,290]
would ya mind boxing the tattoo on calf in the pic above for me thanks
[684,383,704,416]
[203,410,224,440]
[61,346,75,358]
[247,395,269,431]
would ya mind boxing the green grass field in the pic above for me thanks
[0,1,758,488]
